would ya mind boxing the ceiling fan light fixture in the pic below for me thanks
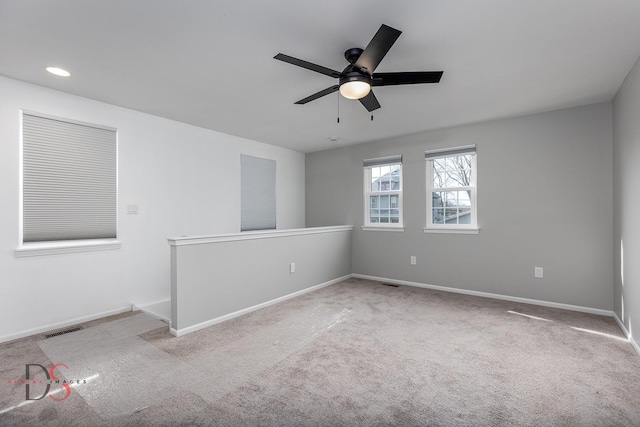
[339,73,371,99]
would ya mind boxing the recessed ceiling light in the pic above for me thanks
[45,66,71,77]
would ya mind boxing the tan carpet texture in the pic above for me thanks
[1,278,639,426]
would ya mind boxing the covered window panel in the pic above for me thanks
[241,155,276,231]
[22,112,117,243]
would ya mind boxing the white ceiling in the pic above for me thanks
[1,1,640,153]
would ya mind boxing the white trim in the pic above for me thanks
[425,151,477,231]
[361,226,405,232]
[0,304,133,344]
[133,299,171,324]
[363,162,404,228]
[352,274,614,317]
[170,274,350,337]
[15,239,121,257]
[423,227,479,235]
[614,312,640,356]
[168,225,353,247]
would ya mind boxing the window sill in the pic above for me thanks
[361,226,405,232]
[423,227,479,235]
[15,239,121,257]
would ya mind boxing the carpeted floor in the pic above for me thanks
[1,277,639,426]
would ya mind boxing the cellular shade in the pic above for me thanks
[22,112,117,242]
[363,155,402,167]
[241,155,276,231]
[425,145,476,159]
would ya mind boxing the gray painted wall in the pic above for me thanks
[0,76,306,342]
[307,103,613,310]
[171,227,352,332]
[613,55,640,341]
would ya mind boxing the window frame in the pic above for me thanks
[362,156,404,231]
[424,146,479,235]
[16,110,120,257]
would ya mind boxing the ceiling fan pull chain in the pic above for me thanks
[337,92,340,124]
[371,113,374,121]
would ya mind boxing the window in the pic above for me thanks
[20,111,118,249]
[425,145,478,233]
[241,155,276,231]
[363,155,403,230]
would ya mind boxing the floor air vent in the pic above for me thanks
[381,283,400,287]
[45,326,83,339]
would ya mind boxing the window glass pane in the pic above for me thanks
[390,165,401,190]
[444,208,457,224]
[458,208,471,224]
[370,167,380,192]
[432,208,444,224]
[371,176,379,192]
[432,192,443,208]
[370,195,378,208]
[444,192,457,207]
[390,195,398,208]
[444,169,469,187]
[380,217,389,223]
[457,191,471,207]
[433,158,445,174]
[380,195,390,209]
[390,217,399,224]
[433,170,445,188]
[370,209,379,223]
[379,165,391,191]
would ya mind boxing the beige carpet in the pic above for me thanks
[1,277,639,426]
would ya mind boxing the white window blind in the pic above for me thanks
[241,155,276,231]
[22,112,117,242]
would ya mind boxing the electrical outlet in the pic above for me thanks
[410,256,417,265]
[534,267,543,278]
[290,262,296,274]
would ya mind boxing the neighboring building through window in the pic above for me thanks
[363,155,403,229]
[21,111,118,244]
[425,145,478,233]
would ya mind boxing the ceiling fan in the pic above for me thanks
[274,24,444,112]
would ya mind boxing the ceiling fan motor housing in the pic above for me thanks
[339,71,371,87]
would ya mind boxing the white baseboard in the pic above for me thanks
[352,274,614,317]
[134,299,171,324]
[170,274,350,337]
[0,304,133,344]
[614,312,640,356]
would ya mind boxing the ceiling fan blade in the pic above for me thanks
[359,90,381,112]
[354,24,402,75]
[274,53,342,78]
[372,71,444,86]
[294,85,340,104]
